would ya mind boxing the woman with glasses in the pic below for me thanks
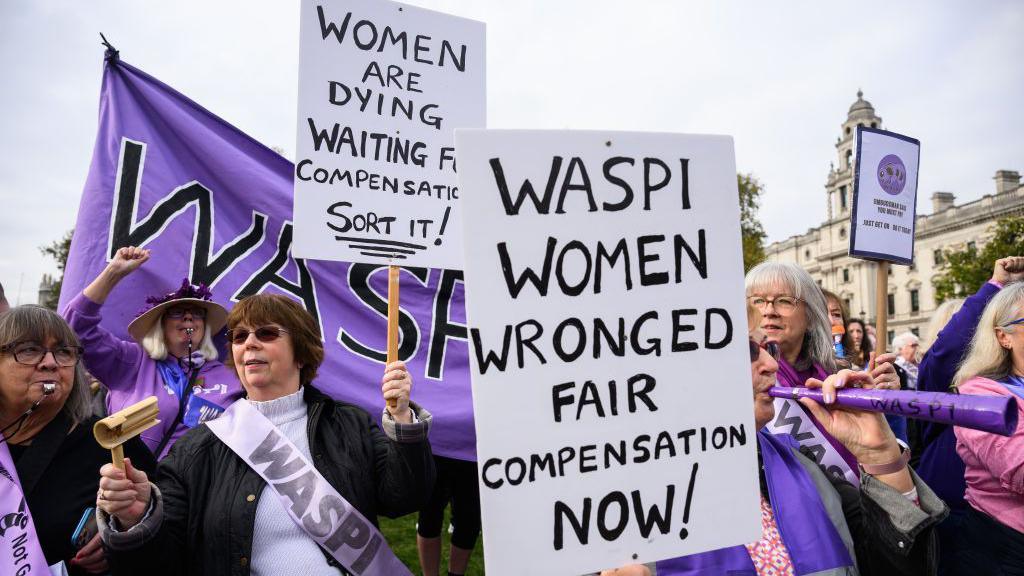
[94,293,434,576]
[64,246,243,459]
[610,304,946,576]
[0,306,155,574]
[946,283,1024,574]
[745,262,900,484]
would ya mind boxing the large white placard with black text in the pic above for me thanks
[849,127,920,265]
[293,0,485,268]
[456,130,761,575]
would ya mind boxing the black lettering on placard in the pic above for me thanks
[490,156,692,216]
[108,138,267,288]
[557,373,659,422]
[594,239,632,293]
[601,157,635,211]
[316,6,467,71]
[555,157,598,214]
[553,498,591,550]
[552,482,688,550]
[704,308,733,349]
[491,157,563,216]
[642,158,671,210]
[496,233,710,298]
[497,238,557,298]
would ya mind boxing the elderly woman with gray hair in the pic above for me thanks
[891,332,920,389]
[0,305,154,574]
[744,262,901,483]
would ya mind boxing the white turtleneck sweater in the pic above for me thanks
[248,388,341,575]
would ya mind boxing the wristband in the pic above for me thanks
[859,446,910,476]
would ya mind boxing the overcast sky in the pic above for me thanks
[1,0,1021,305]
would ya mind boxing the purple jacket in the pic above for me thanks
[64,293,244,459]
[916,281,1000,509]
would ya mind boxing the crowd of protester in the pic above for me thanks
[2,252,1023,575]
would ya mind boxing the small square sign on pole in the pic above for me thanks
[456,129,761,575]
[849,127,921,265]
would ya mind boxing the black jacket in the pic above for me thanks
[106,385,434,575]
[11,412,155,574]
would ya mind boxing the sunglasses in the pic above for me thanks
[749,339,780,362]
[226,326,289,345]
[165,306,208,319]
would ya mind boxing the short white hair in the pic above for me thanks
[891,331,919,352]
[141,314,219,362]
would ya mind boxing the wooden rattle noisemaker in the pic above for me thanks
[93,397,160,470]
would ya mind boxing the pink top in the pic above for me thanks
[954,376,1024,532]
[744,496,795,576]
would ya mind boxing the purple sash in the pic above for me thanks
[1001,375,1024,402]
[0,441,51,573]
[656,431,853,575]
[766,359,860,484]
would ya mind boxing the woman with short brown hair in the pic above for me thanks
[96,293,435,575]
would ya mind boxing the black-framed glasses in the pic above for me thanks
[749,339,780,362]
[748,296,803,315]
[1,342,83,367]
[226,326,289,345]
[165,306,208,319]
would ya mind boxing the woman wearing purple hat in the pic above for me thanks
[63,246,243,459]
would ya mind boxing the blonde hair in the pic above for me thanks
[953,283,1024,388]
[923,298,965,351]
[141,315,218,362]
[745,262,836,372]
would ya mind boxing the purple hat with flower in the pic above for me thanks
[126,278,228,342]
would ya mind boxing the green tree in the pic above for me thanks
[738,173,767,272]
[933,216,1024,303]
[39,229,74,310]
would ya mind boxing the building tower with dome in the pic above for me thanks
[764,91,1024,347]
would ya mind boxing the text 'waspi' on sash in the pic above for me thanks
[207,400,411,575]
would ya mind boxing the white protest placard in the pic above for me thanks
[456,130,761,575]
[293,0,485,268]
[849,127,921,264]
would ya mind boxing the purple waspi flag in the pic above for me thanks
[59,51,474,460]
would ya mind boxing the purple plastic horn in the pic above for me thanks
[768,387,1019,437]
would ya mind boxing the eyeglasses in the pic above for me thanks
[165,306,208,319]
[1,342,83,367]
[226,326,289,345]
[748,296,803,314]
[1003,318,1024,328]
[749,339,780,362]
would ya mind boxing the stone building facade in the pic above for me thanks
[764,91,1024,348]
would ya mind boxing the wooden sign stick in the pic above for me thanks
[875,260,889,353]
[386,265,400,409]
